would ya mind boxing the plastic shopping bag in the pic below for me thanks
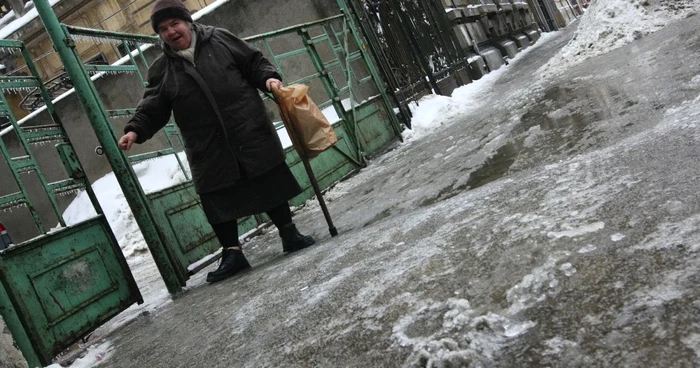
[273,84,338,159]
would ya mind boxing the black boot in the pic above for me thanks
[206,249,251,283]
[280,223,316,253]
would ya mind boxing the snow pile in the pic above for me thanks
[63,153,190,260]
[403,32,559,142]
[393,298,536,367]
[47,341,114,368]
[539,0,700,77]
[505,252,575,315]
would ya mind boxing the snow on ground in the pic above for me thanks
[63,153,190,260]
[46,342,113,368]
[539,0,700,77]
[403,32,559,142]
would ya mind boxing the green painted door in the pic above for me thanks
[0,39,142,368]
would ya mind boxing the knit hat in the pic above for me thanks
[151,0,193,33]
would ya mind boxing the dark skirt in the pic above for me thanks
[199,163,302,225]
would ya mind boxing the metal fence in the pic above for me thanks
[343,0,473,127]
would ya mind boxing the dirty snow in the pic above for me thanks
[46,341,113,368]
[62,153,190,260]
[539,0,700,77]
[546,221,605,239]
[611,232,626,241]
[392,298,536,367]
[402,31,559,142]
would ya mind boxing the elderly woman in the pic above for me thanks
[119,0,315,283]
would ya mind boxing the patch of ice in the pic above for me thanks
[506,252,571,315]
[559,263,577,277]
[630,214,700,252]
[542,336,579,356]
[611,233,626,242]
[393,298,536,367]
[547,221,605,239]
[682,333,700,359]
[577,244,597,253]
[616,268,687,328]
[303,266,355,306]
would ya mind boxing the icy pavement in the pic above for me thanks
[76,14,700,368]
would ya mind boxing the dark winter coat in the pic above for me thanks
[125,23,284,194]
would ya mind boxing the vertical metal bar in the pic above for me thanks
[34,0,183,294]
[0,282,42,368]
[340,0,407,124]
[135,42,151,69]
[18,44,75,227]
[340,19,360,153]
[124,42,146,84]
[420,0,464,86]
[387,0,442,95]
[262,39,287,82]
[323,24,347,76]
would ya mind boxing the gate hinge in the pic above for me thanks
[64,38,76,48]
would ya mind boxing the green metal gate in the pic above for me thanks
[33,0,401,295]
[0,40,142,368]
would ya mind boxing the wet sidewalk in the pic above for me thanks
[77,15,700,367]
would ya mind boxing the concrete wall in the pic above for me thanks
[0,0,344,243]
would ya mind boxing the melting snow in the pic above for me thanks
[539,0,700,77]
[611,233,626,242]
[546,221,605,239]
[392,298,537,367]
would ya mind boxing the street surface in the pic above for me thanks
[95,15,700,367]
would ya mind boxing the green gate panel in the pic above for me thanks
[0,216,141,364]
[147,182,219,279]
[355,98,398,154]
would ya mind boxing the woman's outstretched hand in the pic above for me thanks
[118,131,138,151]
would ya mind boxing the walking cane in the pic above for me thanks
[272,86,338,237]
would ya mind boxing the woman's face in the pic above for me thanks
[157,18,192,51]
